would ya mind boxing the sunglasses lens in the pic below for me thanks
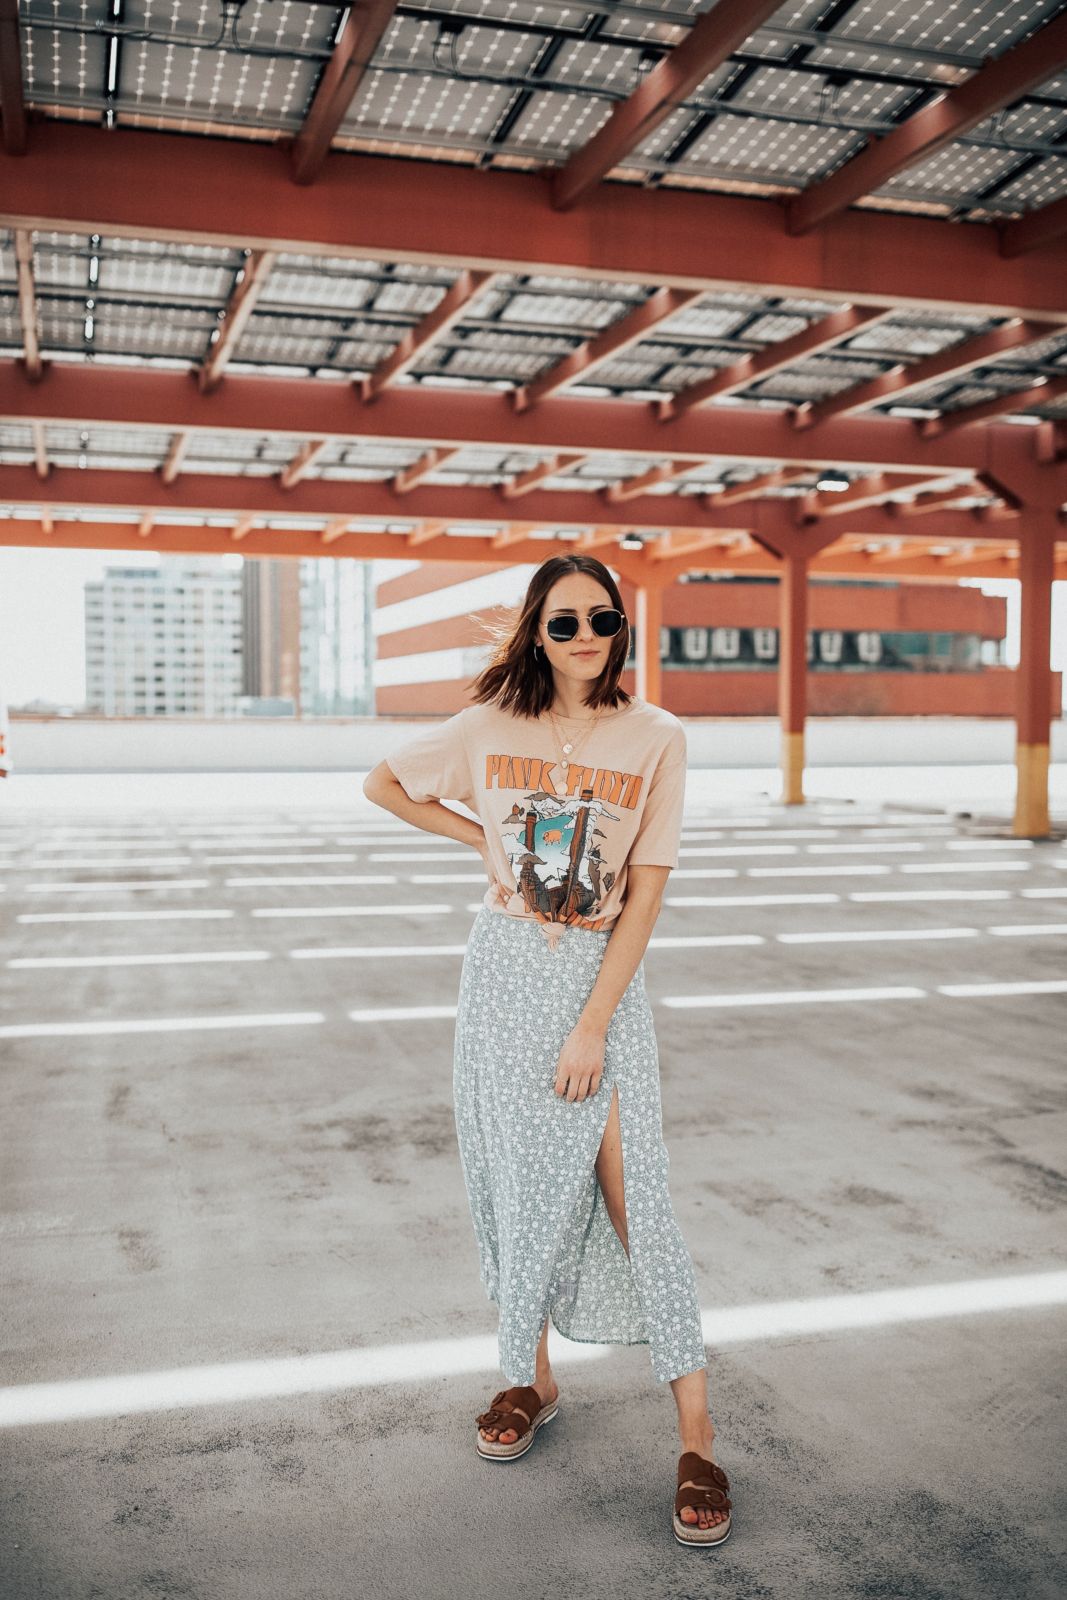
[545,610,624,642]
[593,610,623,637]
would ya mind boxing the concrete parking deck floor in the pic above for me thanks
[1,772,1065,1600]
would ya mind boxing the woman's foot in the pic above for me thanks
[677,1425,728,1530]
[478,1374,559,1445]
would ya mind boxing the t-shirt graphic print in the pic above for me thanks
[386,696,688,950]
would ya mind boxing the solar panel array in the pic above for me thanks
[17,0,1067,219]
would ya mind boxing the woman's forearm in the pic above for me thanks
[364,769,484,850]
[578,889,661,1036]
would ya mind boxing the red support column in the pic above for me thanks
[1013,511,1058,838]
[634,584,663,706]
[779,549,808,805]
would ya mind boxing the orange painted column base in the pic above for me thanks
[1013,741,1051,838]
[782,730,805,805]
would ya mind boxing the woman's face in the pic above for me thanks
[537,573,622,691]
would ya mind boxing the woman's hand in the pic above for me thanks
[554,1022,606,1102]
[475,834,513,907]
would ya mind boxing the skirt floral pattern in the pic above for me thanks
[453,904,707,1385]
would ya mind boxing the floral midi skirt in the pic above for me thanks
[452,904,707,1386]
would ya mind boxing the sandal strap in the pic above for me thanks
[475,1384,541,1432]
[676,1451,731,1512]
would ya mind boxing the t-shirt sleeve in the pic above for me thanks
[385,710,475,806]
[628,735,688,869]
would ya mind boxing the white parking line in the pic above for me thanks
[348,1005,458,1022]
[662,985,926,1009]
[194,853,359,864]
[746,865,892,878]
[937,979,1067,998]
[26,879,211,893]
[665,893,841,907]
[251,903,454,919]
[0,1011,325,1039]
[898,860,1030,874]
[8,951,271,969]
[17,909,235,923]
[849,889,1013,902]
[776,927,981,944]
[225,874,398,887]
[290,944,469,959]
[10,857,194,871]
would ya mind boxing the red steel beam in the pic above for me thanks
[513,287,704,412]
[0,0,26,157]
[920,372,1067,436]
[664,305,893,421]
[0,464,1028,549]
[1000,193,1067,258]
[14,230,41,379]
[200,249,277,394]
[290,0,399,186]
[6,124,1067,322]
[362,270,495,402]
[551,0,783,211]
[788,12,1067,235]
[5,515,1060,585]
[796,317,1061,428]
[6,363,1062,505]
[5,360,1055,483]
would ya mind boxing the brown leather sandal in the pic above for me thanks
[475,1385,559,1461]
[673,1450,732,1547]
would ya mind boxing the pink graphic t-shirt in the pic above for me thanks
[386,695,687,950]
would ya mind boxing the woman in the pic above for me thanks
[363,553,732,1548]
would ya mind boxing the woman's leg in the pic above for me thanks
[596,1099,725,1531]
[671,1365,726,1530]
[477,1316,560,1445]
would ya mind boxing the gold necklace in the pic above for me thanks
[546,704,602,776]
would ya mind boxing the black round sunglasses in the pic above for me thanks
[545,608,626,643]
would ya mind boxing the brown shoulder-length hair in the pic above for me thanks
[467,554,632,720]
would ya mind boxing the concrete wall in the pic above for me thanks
[7,713,1067,773]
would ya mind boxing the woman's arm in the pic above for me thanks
[553,866,669,1102]
[363,758,485,850]
[363,759,512,902]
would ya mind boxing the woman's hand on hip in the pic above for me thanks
[554,1023,606,1102]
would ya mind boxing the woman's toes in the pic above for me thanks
[680,1507,697,1523]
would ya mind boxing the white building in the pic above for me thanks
[298,557,374,717]
[85,559,244,717]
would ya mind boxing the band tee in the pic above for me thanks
[385,695,687,950]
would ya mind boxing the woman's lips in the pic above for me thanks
[572,649,598,657]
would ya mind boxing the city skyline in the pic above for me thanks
[0,545,1061,713]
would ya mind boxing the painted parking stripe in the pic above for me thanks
[8,951,271,969]
[348,1005,458,1022]
[17,910,235,923]
[0,1012,325,1039]
[251,903,454,919]
[661,985,926,1008]
[26,879,211,893]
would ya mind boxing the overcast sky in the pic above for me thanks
[0,546,1063,712]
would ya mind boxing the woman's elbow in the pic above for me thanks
[363,759,399,804]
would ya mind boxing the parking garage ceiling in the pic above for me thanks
[1,0,1066,580]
